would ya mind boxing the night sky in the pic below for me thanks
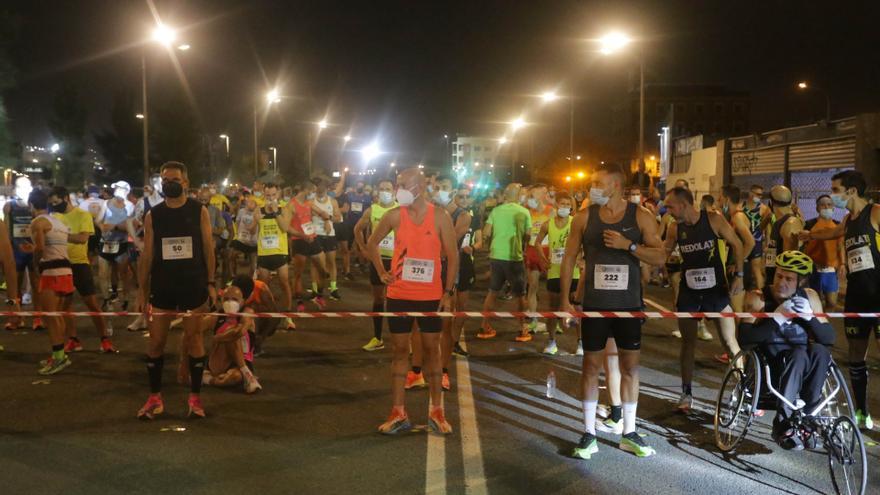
[4,0,880,169]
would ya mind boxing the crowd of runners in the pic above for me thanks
[0,160,877,458]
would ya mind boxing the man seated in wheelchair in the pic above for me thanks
[739,250,836,450]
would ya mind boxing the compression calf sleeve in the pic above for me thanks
[850,361,868,413]
[372,303,383,339]
[189,355,206,394]
[146,356,164,393]
[583,400,598,435]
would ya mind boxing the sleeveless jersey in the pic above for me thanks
[452,207,474,257]
[676,210,728,292]
[582,203,642,309]
[765,212,793,284]
[548,216,579,280]
[843,206,880,304]
[256,208,288,257]
[371,202,398,258]
[149,199,207,287]
[102,200,130,243]
[387,203,442,301]
[214,316,253,363]
[235,208,258,246]
[345,192,371,224]
[311,196,335,236]
[8,200,33,250]
[746,205,763,242]
[529,205,553,246]
[35,213,72,276]
[290,199,316,238]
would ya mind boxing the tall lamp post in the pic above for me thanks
[539,90,576,188]
[598,31,645,173]
[796,81,831,122]
[254,89,281,176]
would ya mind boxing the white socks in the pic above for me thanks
[583,400,598,435]
[623,402,637,435]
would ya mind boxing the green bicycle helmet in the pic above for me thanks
[775,250,813,276]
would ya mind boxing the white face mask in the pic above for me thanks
[222,300,240,314]
[396,188,415,206]
[379,191,393,205]
[819,208,834,220]
[590,187,609,206]
[519,194,527,204]
[435,190,451,205]
[629,194,641,204]
[306,193,316,201]
[557,207,571,218]
[527,198,539,209]
[254,191,263,198]
[114,188,127,199]
[209,188,217,195]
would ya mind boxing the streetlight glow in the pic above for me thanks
[598,31,632,55]
[510,117,526,132]
[219,134,228,139]
[361,141,381,163]
[344,134,351,142]
[177,44,191,51]
[797,81,808,89]
[266,88,281,104]
[151,24,177,47]
[135,113,145,119]
[499,136,508,144]
[50,143,60,153]
[541,90,559,102]
[318,119,328,130]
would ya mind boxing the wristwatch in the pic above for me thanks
[445,290,455,297]
[735,271,744,278]
[628,242,638,253]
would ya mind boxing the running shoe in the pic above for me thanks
[697,321,713,341]
[543,340,558,355]
[671,329,682,339]
[284,318,297,331]
[575,340,584,356]
[533,321,549,334]
[441,373,451,392]
[100,339,118,354]
[362,337,385,351]
[4,320,20,331]
[22,292,31,305]
[855,410,874,430]
[312,296,327,310]
[476,324,496,339]
[137,394,164,420]
[64,338,83,353]
[127,314,147,332]
[572,432,599,460]
[428,406,453,434]
[329,289,341,301]
[38,355,71,375]
[714,353,730,364]
[296,300,306,312]
[527,319,538,334]
[187,394,206,419]
[452,342,469,357]
[343,272,354,281]
[244,374,262,394]
[676,392,694,412]
[515,331,532,343]
[32,318,46,332]
[596,417,624,435]
[378,408,411,435]
[404,371,426,389]
[620,432,656,457]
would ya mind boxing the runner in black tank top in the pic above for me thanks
[558,164,667,461]
[663,187,745,414]
[137,162,217,421]
[765,185,804,287]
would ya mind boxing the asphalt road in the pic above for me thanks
[0,262,878,495]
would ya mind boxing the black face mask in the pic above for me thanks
[162,181,184,198]
[50,201,67,213]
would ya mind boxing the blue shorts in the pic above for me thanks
[13,250,33,273]
[809,270,838,294]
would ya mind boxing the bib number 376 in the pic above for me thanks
[402,257,435,283]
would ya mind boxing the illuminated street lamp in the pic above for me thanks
[498,136,508,145]
[318,119,328,130]
[598,31,631,55]
[598,30,647,174]
[796,80,831,121]
[219,134,230,157]
[541,90,559,103]
[510,116,527,132]
[135,113,145,119]
[254,88,282,174]
[268,146,277,175]
[362,141,381,163]
[344,134,352,143]
[151,24,177,46]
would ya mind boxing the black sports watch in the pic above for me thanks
[445,290,455,297]
[734,271,744,278]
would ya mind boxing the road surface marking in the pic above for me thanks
[457,341,487,495]
[426,395,446,494]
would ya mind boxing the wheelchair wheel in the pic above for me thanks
[827,415,867,495]
[822,363,857,423]
[714,350,761,452]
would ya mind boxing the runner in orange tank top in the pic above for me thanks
[367,167,459,435]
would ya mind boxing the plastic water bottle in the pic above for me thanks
[546,371,556,399]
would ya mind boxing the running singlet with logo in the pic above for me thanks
[371,202,398,258]
[8,201,33,250]
[149,199,206,287]
[765,213,793,284]
[345,192,371,224]
[452,207,474,257]
[256,208,288,257]
[676,210,728,292]
[548,216,579,280]
[529,205,553,246]
[235,208,258,246]
[35,213,72,276]
[746,205,763,242]
[387,203,442,301]
[582,202,642,309]
[311,196,335,236]
[843,206,880,304]
[101,200,130,255]
[290,199,316,239]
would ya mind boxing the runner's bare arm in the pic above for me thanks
[453,210,471,239]
[331,198,342,223]
[801,214,846,241]
[559,208,588,306]
[30,217,48,265]
[731,212,756,260]
[609,206,665,266]
[200,206,216,285]
[781,215,804,251]
[0,219,19,299]
[367,208,399,282]
[437,208,459,294]
[353,207,372,255]
[138,212,154,300]
[534,222,550,264]
[663,221,678,256]
[709,210,745,273]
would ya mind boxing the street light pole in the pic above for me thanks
[569,96,574,187]
[307,129,313,178]
[638,59,645,174]
[141,52,149,186]
[269,146,277,175]
[253,105,259,177]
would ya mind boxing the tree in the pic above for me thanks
[94,88,141,183]
[48,84,88,187]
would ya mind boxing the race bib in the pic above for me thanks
[551,248,565,265]
[685,268,716,290]
[12,225,29,238]
[379,234,395,251]
[351,202,363,213]
[301,222,316,236]
[764,247,777,267]
[102,241,120,254]
[460,232,472,249]
[402,257,435,283]
[161,236,193,260]
[847,245,875,273]
[594,264,628,290]
[260,234,280,250]
[314,219,326,235]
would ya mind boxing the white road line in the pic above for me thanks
[644,296,673,312]
[456,341,488,495]
[426,395,446,494]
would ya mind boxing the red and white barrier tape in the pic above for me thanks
[1,310,878,319]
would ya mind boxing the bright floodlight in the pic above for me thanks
[50,143,60,153]
[797,81,808,89]
[152,24,177,47]
[541,90,559,102]
[362,142,381,163]
[177,44,191,51]
[510,117,526,132]
[344,135,351,142]
[598,31,631,55]
[266,89,281,104]
[318,119,328,130]
[135,113,145,119]
[219,134,228,139]
[499,136,508,144]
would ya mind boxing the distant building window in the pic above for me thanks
[695,103,704,115]
[715,103,724,114]
[733,103,743,115]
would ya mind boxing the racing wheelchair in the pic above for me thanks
[713,346,868,495]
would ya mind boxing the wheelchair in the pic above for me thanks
[713,346,868,495]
